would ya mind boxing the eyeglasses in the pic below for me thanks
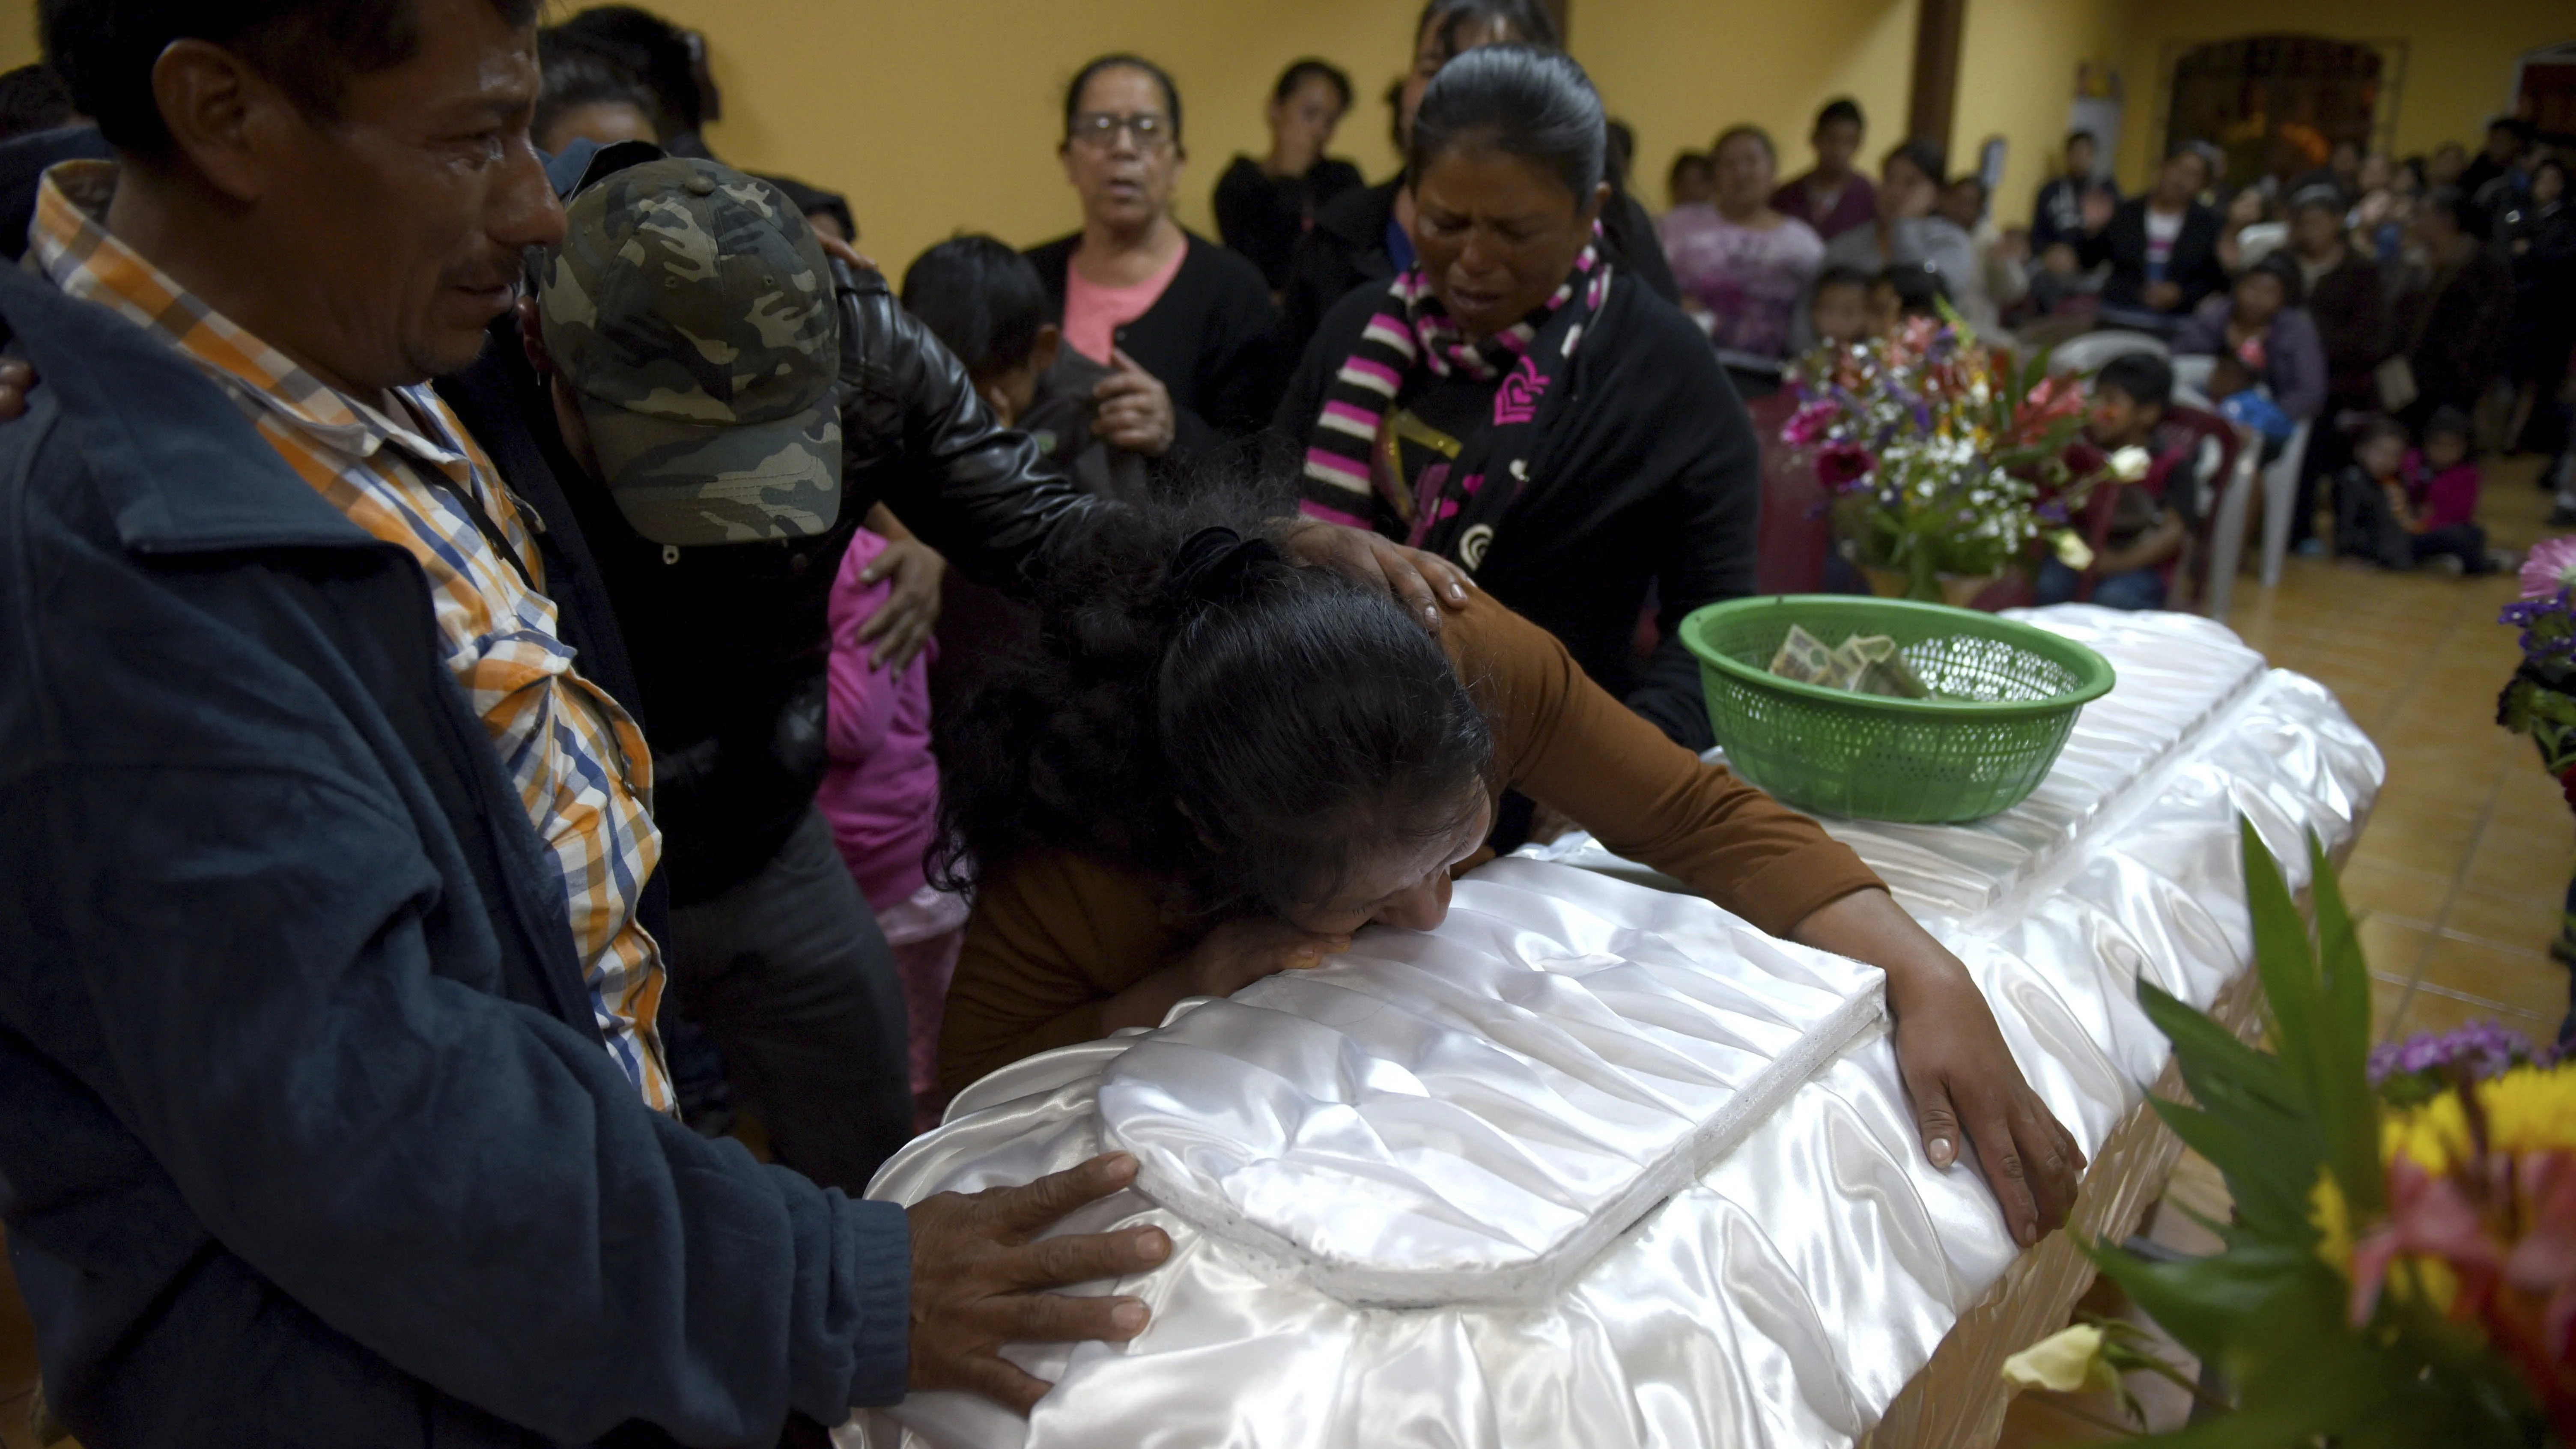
[1069,112,1174,150]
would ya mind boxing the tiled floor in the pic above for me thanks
[3,462,2566,1447]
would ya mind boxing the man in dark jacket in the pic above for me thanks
[1,1,1172,1444]
[2395,186,2516,424]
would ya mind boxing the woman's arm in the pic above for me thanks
[1469,596,2085,1235]
[1787,891,2086,1245]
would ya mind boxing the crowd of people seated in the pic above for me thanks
[0,0,2555,1443]
[1646,92,2569,596]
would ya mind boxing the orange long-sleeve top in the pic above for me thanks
[937,590,1885,1095]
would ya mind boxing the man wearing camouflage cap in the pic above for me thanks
[530,153,918,1192]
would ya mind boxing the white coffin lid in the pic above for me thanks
[1097,859,1887,1307]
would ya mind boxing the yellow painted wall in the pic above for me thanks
[1952,0,2128,228]
[1,0,36,75]
[2111,0,2573,186]
[640,0,1419,279]
[1572,0,1920,210]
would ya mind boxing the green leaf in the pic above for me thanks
[2239,819,2325,1110]
[2305,831,2386,1217]
[2078,1236,2313,1357]
[2144,1099,2316,1242]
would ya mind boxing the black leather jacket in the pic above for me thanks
[521,258,1111,903]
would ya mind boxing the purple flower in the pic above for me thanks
[2367,1020,2547,1087]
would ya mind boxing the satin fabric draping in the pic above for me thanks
[843,606,2385,1449]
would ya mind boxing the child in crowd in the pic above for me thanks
[1867,262,1949,337]
[899,234,1150,501]
[2204,344,2293,466]
[2333,412,2499,575]
[1805,264,1872,349]
[821,528,966,1133]
[2040,352,2197,611]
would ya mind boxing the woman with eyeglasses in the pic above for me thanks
[1025,54,1283,460]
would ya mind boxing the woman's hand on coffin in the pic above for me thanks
[1888,963,2085,1246]
[1789,889,2085,1247]
[1274,517,1473,634]
[1094,918,1353,1035]
[906,1151,1174,1413]
[1184,917,1352,998]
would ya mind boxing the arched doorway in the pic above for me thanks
[2162,35,2390,188]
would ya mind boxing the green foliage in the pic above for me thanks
[2062,820,2540,1447]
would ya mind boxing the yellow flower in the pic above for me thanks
[2052,531,2095,571]
[2003,1323,2119,1394]
[2310,1169,2355,1277]
[2379,1064,2576,1177]
[2477,1064,2576,1155]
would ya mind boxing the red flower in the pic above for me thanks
[1817,443,1876,491]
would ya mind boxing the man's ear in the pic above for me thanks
[518,295,553,377]
[1032,324,1061,374]
[150,38,292,203]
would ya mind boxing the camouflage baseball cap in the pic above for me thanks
[539,156,843,547]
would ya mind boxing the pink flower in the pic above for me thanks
[2523,537,2576,600]
[1816,443,1876,491]
[1782,400,1837,447]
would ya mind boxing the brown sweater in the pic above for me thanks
[937,591,1884,1094]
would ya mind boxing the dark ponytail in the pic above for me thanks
[1407,44,1605,201]
[935,488,1494,921]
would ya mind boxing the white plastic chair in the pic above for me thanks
[2047,330,2171,377]
[2200,422,2262,622]
[2257,420,2311,587]
[2170,353,2216,408]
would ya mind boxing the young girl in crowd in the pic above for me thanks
[2333,411,2498,575]
[1805,265,1872,349]
[1866,262,1948,337]
[821,529,968,1131]
[933,491,2086,1249]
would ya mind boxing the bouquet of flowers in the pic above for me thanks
[1783,314,2144,602]
[1999,824,2570,1445]
[2501,538,2576,812]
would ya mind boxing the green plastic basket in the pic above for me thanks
[1678,595,2116,824]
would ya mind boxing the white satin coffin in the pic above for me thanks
[843,605,2385,1449]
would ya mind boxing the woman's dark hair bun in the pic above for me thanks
[1164,526,1282,608]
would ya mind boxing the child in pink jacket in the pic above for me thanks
[820,528,966,1131]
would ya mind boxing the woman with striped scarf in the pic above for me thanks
[1275,45,1762,765]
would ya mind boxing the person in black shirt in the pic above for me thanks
[1213,59,1365,295]
[1279,46,1756,760]
[1277,0,1677,369]
[2029,129,2107,253]
[1025,54,1281,456]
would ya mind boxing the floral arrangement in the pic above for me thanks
[2502,537,2576,814]
[1783,313,2144,602]
[1998,823,2568,1445]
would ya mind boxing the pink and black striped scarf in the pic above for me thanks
[1299,244,1608,570]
